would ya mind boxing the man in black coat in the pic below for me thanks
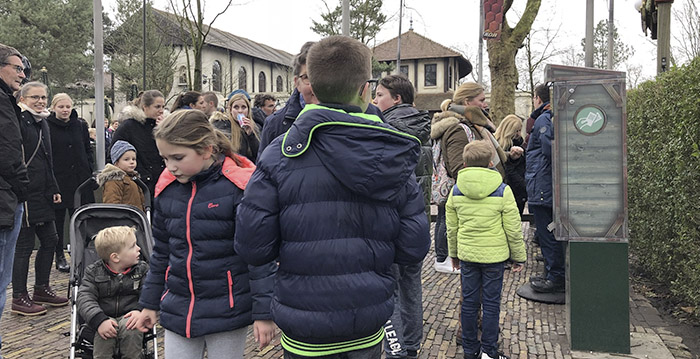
[0,43,30,355]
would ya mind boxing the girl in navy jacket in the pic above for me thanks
[131,110,276,359]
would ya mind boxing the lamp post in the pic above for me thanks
[40,67,51,99]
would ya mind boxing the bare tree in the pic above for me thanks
[516,25,566,104]
[167,0,232,91]
[486,0,542,125]
[672,0,700,64]
[625,63,645,90]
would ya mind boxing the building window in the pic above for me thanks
[276,75,283,92]
[238,67,247,91]
[424,63,437,87]
[178,66,187,86]
[448,66,453,88]
[258,72,266,92]
[212,61,222,92]
[400,65,408,77]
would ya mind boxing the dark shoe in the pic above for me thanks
[535,254,544,262]
[531,279,565,293]
[33,285,69,307]
[55,252,69,273]
[481,352,510,359]
[11,293,47,316]
[464,351,480,359]
[406,350,418,359]
[530,275,546,284]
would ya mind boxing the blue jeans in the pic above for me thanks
[434,204,448,262]
[383,262,422,358]
[530,205,565,283]
[460,261,505,358]
[0,204,25,356]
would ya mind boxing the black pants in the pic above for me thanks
[284,342,382,359]
[12,221,58,296]
[54,208,75,254]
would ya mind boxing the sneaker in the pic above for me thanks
[11,293,47,316]
[406,350,418,359]
[434,259,458,274]
[33,285,69,307]
[481,351,510,359]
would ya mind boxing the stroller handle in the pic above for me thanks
[74,175,152,212]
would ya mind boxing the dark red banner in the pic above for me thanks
[483,0,505,40]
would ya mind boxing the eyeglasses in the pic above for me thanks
[298,74,310,84]
[1,62,25,74]
[26,95,48,101]
[360,79,379,97]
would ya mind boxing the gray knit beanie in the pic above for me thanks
[111,140,136,163]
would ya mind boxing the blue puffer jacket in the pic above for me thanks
[257,89,386,161]
[525,102,553,207]
[235,104,430,356]
[139,154,276,338]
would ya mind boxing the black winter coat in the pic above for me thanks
[503,136,527,214]
[0,80,28,229]
[19,110,59,225]
[77,260,149,330]
[111,106,164,197]
[383,104,433,217]
[47,110,93,209]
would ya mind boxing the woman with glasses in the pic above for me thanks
[46,93,93,273]
[11,82,68,316]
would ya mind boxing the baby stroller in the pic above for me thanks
[68,177,158,359]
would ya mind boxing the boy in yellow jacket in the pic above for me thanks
[446,140,527,359]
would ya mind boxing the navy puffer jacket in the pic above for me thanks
[235,104,430,350]
[139,155,276,338]
[525,102,553,207]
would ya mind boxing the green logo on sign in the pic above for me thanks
[574,106,606,135]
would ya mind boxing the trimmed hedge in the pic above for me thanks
[627,57,700,314]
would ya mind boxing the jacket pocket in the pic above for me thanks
[227,270,234,308]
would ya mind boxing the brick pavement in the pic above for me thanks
[1,223,695,358]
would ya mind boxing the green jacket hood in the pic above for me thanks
[456,167,503,200]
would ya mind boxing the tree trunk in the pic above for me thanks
[486,0,541,126]
[193,47,202,91]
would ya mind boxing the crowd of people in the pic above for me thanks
[0,35,562,359]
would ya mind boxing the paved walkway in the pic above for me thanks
[1,223,696,358]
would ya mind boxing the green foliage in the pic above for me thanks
[310,0,387,45]
[0,0,93,90]
[579,20,634,70]
[627,56,700,314]
[106,0,177,97]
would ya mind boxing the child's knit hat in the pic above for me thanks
[111,140,136,164]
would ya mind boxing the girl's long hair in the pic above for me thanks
[494,114,523,151]
[154,109,234,158]
[227,93,260,142]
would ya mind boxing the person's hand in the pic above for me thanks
[133,308,158,333]
[53,193,62,204]
[511,262,525,272]
[124,310,141,330]
[450,257,460,271]
[509,146,524,159]
[97,319,118,340]
[253,320,276,349]
[155,115,164,126]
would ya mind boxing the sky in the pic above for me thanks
[103,0,692,84]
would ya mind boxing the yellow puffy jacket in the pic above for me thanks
[445,167,526,264]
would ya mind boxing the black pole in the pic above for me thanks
[142,0,147,89]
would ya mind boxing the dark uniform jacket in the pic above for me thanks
[0,80,28,229]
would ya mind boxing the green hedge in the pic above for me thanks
[627,57,700,313]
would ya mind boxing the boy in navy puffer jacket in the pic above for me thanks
[235,35,431,358]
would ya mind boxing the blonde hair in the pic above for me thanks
[50,93,73,110]
[154,109,234,158]
[463,140,492,168]
[494,115,523,150]
[95,226,136,262]
[441,82,485,112]
[227,93,260,144]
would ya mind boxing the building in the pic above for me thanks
[373,29,472,111]
[113,9,294,112]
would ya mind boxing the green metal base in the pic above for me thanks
[567,241,630,354]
